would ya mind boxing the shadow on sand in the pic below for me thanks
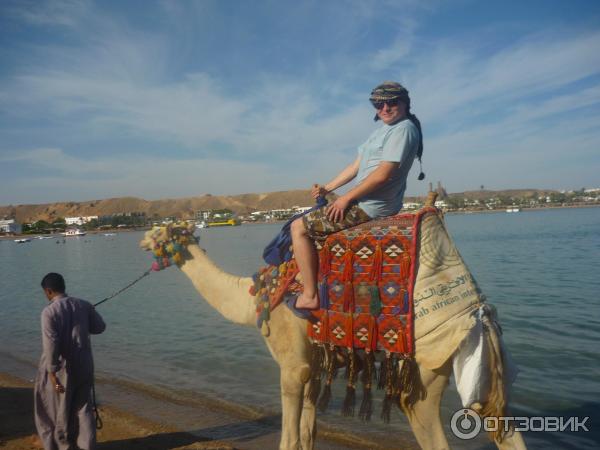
[97,415,281,450]
[0,386,36,444]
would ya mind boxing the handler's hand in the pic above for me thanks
[311,184,329,199]
[326,196,351,223]
[49,372,65,394]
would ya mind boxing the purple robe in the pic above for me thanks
[34,295,106,450]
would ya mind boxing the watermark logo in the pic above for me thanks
[451,408,481,440]
[450,408,590,440]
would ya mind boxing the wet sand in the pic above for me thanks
[0,367,413,450]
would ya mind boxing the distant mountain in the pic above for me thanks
[0,190,318,223]
[0,188,559,223]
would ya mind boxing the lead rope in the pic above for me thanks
[94,268,152,307]
[91,267,152,429]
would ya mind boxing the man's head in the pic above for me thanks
[41,272,66,301]
[370,81,410,124]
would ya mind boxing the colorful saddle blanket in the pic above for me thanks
[308,209,433,357]
[251,208,435,356]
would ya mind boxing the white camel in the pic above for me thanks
[140,197,527,450]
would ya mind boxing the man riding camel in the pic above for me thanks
[292,81,424,310]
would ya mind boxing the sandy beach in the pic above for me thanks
[0,365,410,450]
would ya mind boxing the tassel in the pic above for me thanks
[319,245,331,278]
[342,248,354,282]
[381,354,397,423]
[342,350,357,416]
[343,283,355,313]
[400,253,411,279]
[318,346,336,412]
[317,383,332,413]
[381,392,393,424]
[368,285,382,317]
[307,344,324,404]
[318,279,329,310]
[377,355,387,390]
[369,244,383,282]
[397,357,424,410]
[359,351,375,421]
[261,320,270,337]
[342,385,356,417]
[359,387,373,422]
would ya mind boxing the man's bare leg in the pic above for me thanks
[291,218,319,309]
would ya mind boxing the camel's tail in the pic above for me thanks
[478,307,510,444]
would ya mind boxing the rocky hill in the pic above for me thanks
[0,188,559,223]
[0,190,318,223]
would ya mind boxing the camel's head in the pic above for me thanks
[140,222,197,270]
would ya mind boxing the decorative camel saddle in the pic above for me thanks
[251,207,439,421]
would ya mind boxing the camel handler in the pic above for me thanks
[34,272,106,450]
[292,81,424,310]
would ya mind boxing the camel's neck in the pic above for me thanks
[179,244,256,326]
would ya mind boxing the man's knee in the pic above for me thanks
[291,218,307,238]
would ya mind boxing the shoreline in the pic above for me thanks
[0,352,413,450]
[2,203,599,241]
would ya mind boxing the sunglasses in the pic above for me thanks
[370,98,401,110]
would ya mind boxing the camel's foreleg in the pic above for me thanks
[299,381,317,450]
[401,359,452,450]
[279,365,311,450]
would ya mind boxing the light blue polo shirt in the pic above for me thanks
[356,118,419,218]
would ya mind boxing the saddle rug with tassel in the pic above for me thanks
[307,208,434,356]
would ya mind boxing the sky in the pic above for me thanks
[1,0,599,205]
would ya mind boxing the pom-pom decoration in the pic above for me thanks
[146,222,198,271]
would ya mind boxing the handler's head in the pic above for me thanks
[41,272,65,300]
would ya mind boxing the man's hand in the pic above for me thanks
[311,184,329,199]
[49,372,65,394]
[326,196,351,222]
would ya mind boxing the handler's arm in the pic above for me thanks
[41,309,65,394]
[326,161,398,222]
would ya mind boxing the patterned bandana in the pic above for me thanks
[370,81,410,104]
[370,81,410,121]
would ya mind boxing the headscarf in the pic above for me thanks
[370,81,425,180]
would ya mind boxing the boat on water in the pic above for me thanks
[37,235,54,239]
[195,221,208,229]
[207,218,241,227]
[506,207,521,213]
[103,233,117,236]
[63,228,87,237]
[14,238,31,243]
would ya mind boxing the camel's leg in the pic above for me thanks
[279,366,310,450]
[299,381,317,450]
[401,360,452,450]
[494,430,527,450]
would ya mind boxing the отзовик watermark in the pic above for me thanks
[450,408,590,440]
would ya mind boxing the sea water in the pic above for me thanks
[1,207,599,449]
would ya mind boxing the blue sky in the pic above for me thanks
[1,0,599,205]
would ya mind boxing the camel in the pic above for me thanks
[140,195,527,450]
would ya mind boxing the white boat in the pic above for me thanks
[14,238,31,243]
[37,235,54,239]
[506,207,521,213]
[63,228,86,237]
[195,221,208,229]
[103,233,117,236]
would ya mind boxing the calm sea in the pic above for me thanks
[1,207,599,449]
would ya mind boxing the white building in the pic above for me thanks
[0,219,22,234]
[403,202,422,210]
[65,216,98,226]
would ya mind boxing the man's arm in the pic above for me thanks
[313,156,361,198]
[89,306,106,335]
[326,161,399,222]
[41,309,65,394]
